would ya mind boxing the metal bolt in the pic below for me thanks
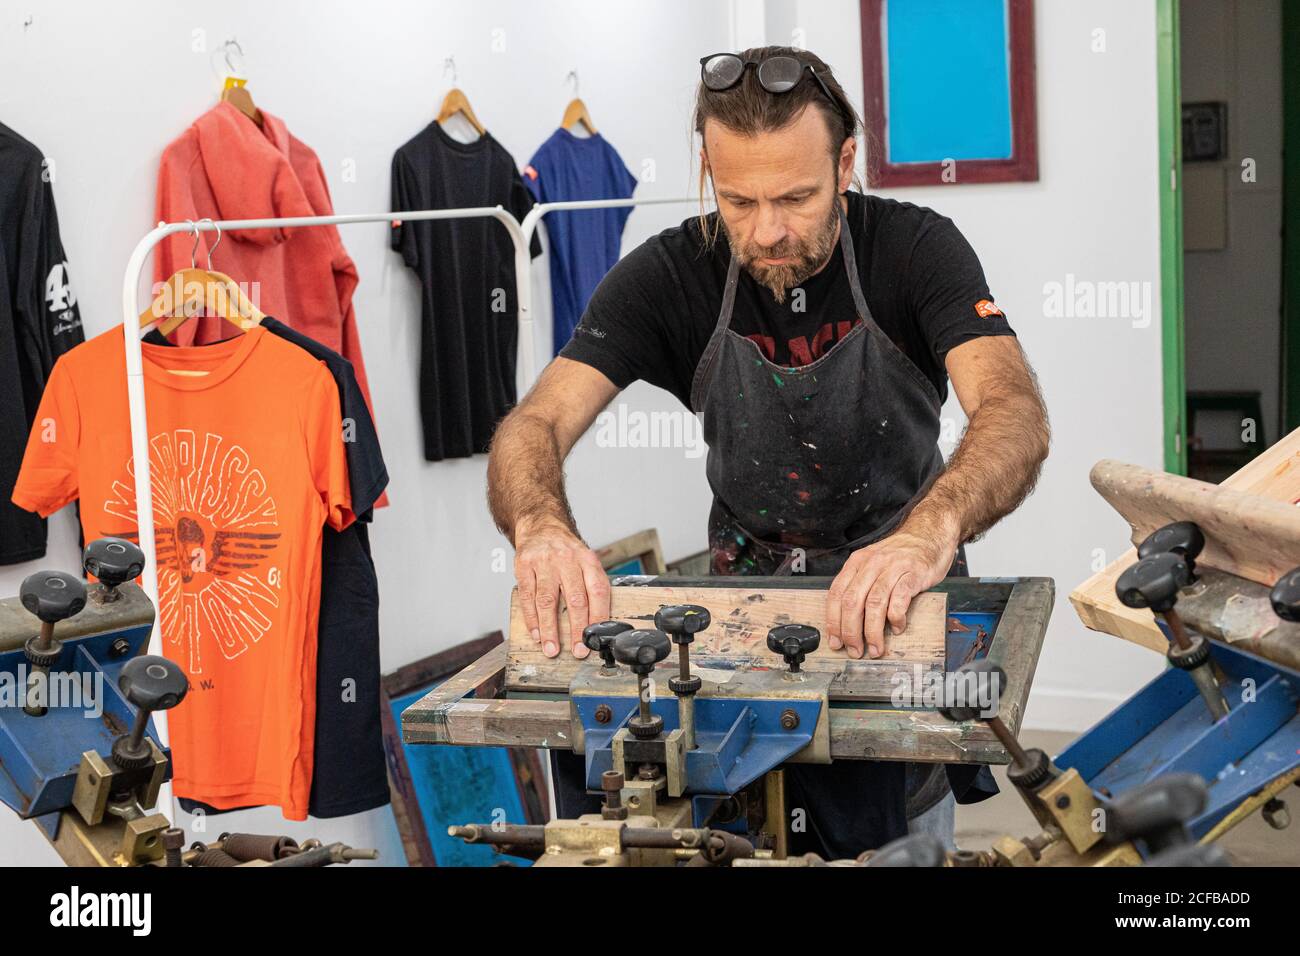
[594,704,613,724]
[162,827,185,868]
[110,638,130,658]
[780,709,799,730]
[1055,794,1070,810]
[601,770,627,820]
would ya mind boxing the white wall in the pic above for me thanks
[0,0,1170,864]
[1180,0,1284,444]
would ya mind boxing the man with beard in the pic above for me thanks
[486,47,1050,857]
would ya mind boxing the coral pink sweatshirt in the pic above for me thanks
[155,102,386,508]
[154,101,374,415]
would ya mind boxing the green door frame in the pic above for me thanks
[1157,0,1186,474]
[1284,0,1300,434]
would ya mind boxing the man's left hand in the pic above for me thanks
[824,516,960,659]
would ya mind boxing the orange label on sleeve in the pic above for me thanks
[974,299,1003,318]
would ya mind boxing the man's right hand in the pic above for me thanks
[513,519,611,659]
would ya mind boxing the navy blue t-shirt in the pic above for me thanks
[523,128,637,354]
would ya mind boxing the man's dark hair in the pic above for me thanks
[692,46,866,244]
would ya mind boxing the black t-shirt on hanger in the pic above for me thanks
[390,122,542,461]
[1,122,84,564]
[146,318,391,820]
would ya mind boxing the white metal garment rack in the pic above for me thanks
[120,195,693,649]
[119,194,692,823]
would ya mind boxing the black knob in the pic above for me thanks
[1106,773,1207,853]
[1138,521,1205,576]
[84,537,145,591]
[766,624,820,672]
[612,629,671,676]
[654,604,712,643]
[19,570,88,624]
[119,655,189,713]
[583,620,632,666]
[937,659,1006,722]
[865,833,946,867]
[113,655,187,770]
[1115,552,1193,614]
[1270,566,1300,622]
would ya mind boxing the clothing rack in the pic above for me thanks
[121,196,693,824]
[120,195,694,650]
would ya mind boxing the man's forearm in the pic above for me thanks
[904,382,1050,547]
[486,411,580,545]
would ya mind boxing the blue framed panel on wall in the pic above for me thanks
[860,0,1038,186]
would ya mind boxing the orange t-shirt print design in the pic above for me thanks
[101,429,282,678]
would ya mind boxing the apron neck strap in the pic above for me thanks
[835,197,871,324]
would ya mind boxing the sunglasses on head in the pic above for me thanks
[699,52,838,106]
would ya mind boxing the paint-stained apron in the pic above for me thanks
[687,199,995,857]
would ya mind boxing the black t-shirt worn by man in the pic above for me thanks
[560,190,1014,408]
[390,122,542,462]
[1,122,84,564]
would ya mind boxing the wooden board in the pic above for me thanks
[1071,429,1300,650]
[505,582,947,701]
[1090,459,1300,586]
[402,578,1055,765]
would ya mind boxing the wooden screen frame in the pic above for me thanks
[594,528,666,575]
[860,0,1039,187]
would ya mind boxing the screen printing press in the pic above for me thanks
[0,539,378,867]
[404,574,1052,868]
[403,458,1300,868]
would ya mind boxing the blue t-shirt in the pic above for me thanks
[524,128,637,355]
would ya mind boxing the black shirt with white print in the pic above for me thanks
[2,122,84,564]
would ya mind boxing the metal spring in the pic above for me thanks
[221,832,298,862]
[192,847,241,867]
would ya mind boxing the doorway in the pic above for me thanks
[1162,0,1294,480]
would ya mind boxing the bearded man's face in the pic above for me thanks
[703,105,850,303]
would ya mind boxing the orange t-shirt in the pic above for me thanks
[12,325,353,819]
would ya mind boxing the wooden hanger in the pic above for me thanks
[140,221,264,376]
[221,77,262,127]
[560,70,597,135]
[218,41,262,127]
[561,98,597,135]
[437,87,485,135]
[436,58,485,136]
